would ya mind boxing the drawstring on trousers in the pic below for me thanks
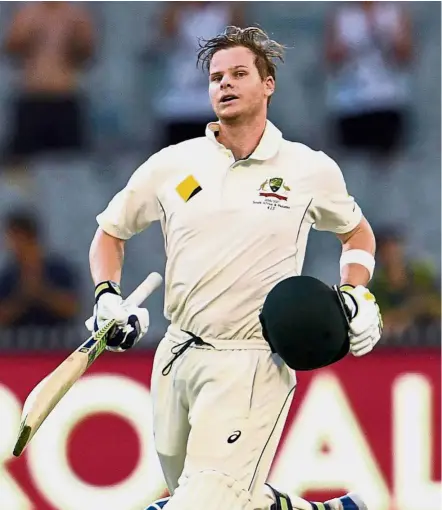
[162,331,214,376]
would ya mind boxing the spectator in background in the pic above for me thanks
[3,1,95,163]
[325,1,412,164]
[369,227,441,338]
[155,1,245,146]
[0,209,79,328]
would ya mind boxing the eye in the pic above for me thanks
[236,71,247,78]
[211,75,222,82]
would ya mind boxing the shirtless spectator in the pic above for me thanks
[3,1,95,162]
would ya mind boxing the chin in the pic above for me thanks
[217,107,243,122]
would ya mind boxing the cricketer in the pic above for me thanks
[89,27,382,510]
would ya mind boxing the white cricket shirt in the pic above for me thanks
[97,121,362,341]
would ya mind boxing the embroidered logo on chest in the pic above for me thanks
[254,177,291,210]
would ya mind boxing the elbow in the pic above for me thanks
[90,226,105,247]
[89,227,102,262]
[89,227,125,284]
[338,218,376,254]
[90,227,124,251]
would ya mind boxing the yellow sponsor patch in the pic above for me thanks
[176,175,202,202]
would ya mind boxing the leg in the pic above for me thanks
[150,342,367,510]
[145,496,169,510]
[321,493,368,510]
[264,484,368,510]
[164,347,296,510]
[143,488,368,510]
[151,337,191,494]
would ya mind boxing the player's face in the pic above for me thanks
[209,46,275,122]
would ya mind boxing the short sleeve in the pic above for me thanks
[311,152,362,234]
[97,152,163,240]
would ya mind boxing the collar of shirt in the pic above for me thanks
[205,120,283,161]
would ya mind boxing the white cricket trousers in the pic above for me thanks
[150,325,296,510]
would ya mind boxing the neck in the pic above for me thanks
[217,115,267,161]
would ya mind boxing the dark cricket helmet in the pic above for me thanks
[259,276,351,370]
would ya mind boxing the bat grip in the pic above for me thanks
[85,272,163,331]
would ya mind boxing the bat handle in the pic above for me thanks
[123,272,163,307]
[84,272,163,331]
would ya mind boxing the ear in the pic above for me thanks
[264,76,275,100]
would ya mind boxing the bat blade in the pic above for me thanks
[12,322,112,457]
[13,272,163,457]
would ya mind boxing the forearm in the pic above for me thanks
[89,228,125,286]
[337,217,376,287]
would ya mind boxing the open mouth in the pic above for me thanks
[220,95,238,104]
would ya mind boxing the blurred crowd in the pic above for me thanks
[0,1,440,349]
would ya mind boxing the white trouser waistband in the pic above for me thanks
[165,323,272,351]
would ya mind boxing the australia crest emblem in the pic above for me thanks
[258,177,290,201]
[254,177,291,210]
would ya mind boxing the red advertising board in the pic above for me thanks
[1,350,440,510]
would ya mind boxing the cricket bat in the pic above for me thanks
[12,272,163,457]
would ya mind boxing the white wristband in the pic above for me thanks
[340,249,375,280]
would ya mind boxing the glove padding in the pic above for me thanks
[91,287,149,352]
[340,285,383,357]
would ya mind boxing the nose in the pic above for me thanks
[220,75,232,89]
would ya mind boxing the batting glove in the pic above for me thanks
[92,281,149,352]
[340,285,383,357]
